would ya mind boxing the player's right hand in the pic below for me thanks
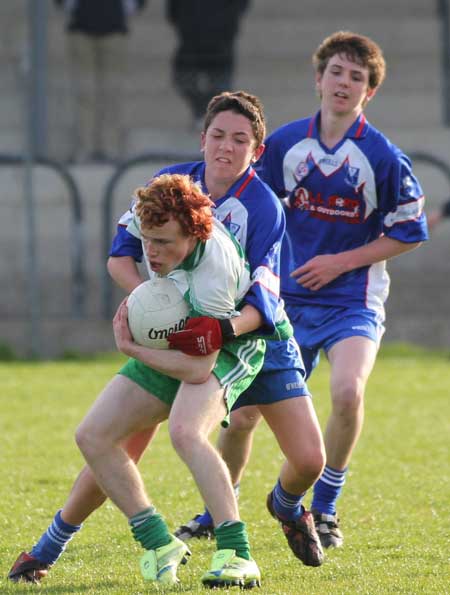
[167,316,223,356]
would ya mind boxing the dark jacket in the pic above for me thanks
[54,0,147,36]
[166,0,250,42]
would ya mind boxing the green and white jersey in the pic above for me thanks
[125,215,264,423]
[127,216,251,319]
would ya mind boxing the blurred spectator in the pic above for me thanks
[166,0,250,129]
[427,199,450,230]
[55,0,147,162]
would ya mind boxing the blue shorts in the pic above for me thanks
[285,303,385,379]
[232,337,310,410]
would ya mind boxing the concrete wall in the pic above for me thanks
[1,0,449,357]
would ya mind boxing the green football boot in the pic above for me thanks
[202,549,261,589]
[140,535,191,585]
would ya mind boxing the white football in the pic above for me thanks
[127,277,190,349]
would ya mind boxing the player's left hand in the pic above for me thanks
[168,316,224,356]
[113,298,134,353]
[291,254,348,290]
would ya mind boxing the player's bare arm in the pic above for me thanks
[231,304,263,336]
[292,236,422,291]
[113,299,217,383]
[107,256,143,293]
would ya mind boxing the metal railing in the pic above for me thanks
[2,146,448,343]
[0,153,86,317]
[409,150,450,188]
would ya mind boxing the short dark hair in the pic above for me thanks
[203,91,266,147]
[313,31,386,89]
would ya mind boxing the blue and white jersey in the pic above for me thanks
[110,162,288,336]
[256,111,429,311]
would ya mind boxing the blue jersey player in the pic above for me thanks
[186,31,428,550]
[9,92,325,586]
[112,93,326,569]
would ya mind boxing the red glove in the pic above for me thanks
[168,316,235,356]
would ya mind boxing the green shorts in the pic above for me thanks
[118,337,266,426]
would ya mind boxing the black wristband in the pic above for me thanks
[219,318,237,343]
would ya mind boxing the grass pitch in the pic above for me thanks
[0,344,449,594]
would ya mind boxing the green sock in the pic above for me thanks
[129,507,172,551]
[214,520,251,560]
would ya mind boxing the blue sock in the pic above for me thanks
[311,465,347,515]
[196,509,213,526]
[272,479,305,522]
[31,510,82,565]
[198,483,240,527]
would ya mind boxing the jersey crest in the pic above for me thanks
[216,209,242,238]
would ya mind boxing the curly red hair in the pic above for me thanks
[135,173,213,242]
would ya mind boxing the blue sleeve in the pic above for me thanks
[109,225,143,261]
[109,203,144,260]
[242,186,286,334]
[377,153,429,243]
